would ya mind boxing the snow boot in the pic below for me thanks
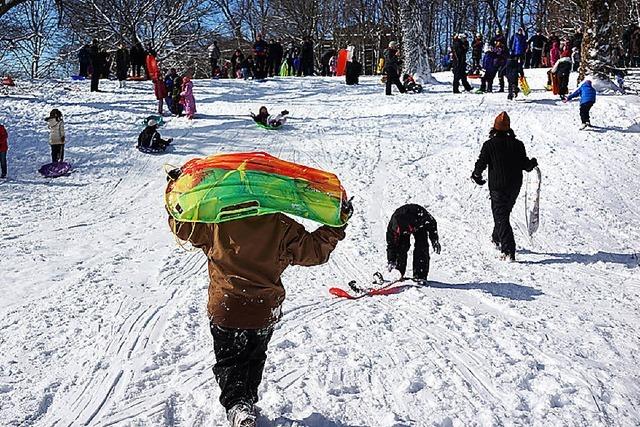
[500,252,516,262]
[227,402,256,427]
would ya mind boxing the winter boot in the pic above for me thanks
[500,252,516,262]
[227,402,256,427]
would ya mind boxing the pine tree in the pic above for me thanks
[399,0,432,83]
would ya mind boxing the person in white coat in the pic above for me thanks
[45,109,65,163]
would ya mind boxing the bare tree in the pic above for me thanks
[0,0,29,17]
[59,0,213,58]
[208,0,250,46]
[0,0,69,78]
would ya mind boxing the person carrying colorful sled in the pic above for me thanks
[386,204,441,282]
[137,118,172,151]
[471,112,538,261]
[563,78,597,129]
[167,170,351,427]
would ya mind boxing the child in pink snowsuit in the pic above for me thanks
[180,76,197,119]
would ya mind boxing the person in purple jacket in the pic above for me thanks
[563,78,597,129]
[479,46,498,92]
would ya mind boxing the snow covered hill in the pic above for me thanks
[1,70,639,426]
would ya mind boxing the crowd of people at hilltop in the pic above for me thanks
[74,34,364,84]
[210,35,319,79]
[441,27,584,74]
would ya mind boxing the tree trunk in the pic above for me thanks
[399,0,432,83]
[580,0,613,81]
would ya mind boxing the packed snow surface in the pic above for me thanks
[1,71,639,427]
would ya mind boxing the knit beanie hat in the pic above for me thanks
[148,118,158,127]
[493,111,510,132]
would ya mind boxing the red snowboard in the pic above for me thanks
[335,49,348,77]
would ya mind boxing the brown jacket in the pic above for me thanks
[169,213,346,329]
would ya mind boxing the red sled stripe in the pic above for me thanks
[329,287,357,299]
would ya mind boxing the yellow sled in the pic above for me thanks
[519,76,531,96]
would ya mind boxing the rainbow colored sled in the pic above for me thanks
[165,152,348,227]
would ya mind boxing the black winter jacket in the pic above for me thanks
[474,132,536,191]
[386,204,438,243]
[504,57,524,82]
[138,126,166,149]
[383,48,401,74]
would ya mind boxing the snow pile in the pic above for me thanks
[1,70,639,426]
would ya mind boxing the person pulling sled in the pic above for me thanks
[386,204,441,281]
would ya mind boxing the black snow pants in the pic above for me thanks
[580,102,594,124]
[90,71,100,92]
[51,144,64,163]
[490,188,520,257]
[210,322,274,411]
[452,63,472,93]
[507,79,519,100]
[480,71,496,92]
[0,152,7,177]
[387,229,431,280]
[385,69,405,95]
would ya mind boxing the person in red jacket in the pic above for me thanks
[0,124,7,178]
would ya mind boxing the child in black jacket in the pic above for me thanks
[386,204,441,281]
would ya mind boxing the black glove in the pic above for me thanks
[281,110,289,115]
[340,197,354,222]
[167,168,181,182]
[471,173,486,186]
[530,157,538,169]
[432,240,441,254]
[167,138,173,144]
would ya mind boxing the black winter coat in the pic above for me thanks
[474,132,536,191]
[383,48,401,74]
[79,46,90,64]
[138,126,165,149]
[115,48,130,80]
[452,39,469,69]
[504,57,524,82]
[386,204,438,255]
[300,41,314,60]
[387,204,438,241]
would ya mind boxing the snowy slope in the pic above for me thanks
[1,70,639,427]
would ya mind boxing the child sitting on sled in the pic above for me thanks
[402,74,423,93]
[251,106,289,128]
[137,118,172,151]
[386,204,441,282]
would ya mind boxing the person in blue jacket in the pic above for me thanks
[564,79,597,128]
[510,27,528,65]
[479,46,498,92]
